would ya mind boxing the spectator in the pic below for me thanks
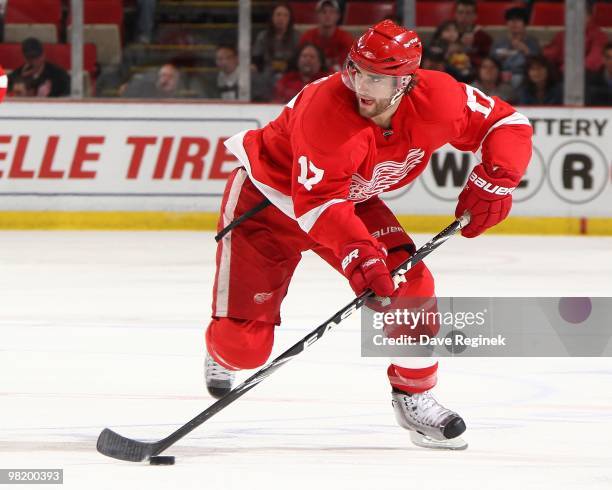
[209,44,239,100]
[490,7,540,88]
[429,20,473,82]
[121,63,183,98]
[472,56,517,103]
[420,50,447,73]
[543,3,608,74]
[8,38,70,97]
[429,20,461,59]
[9,76,29,97]
[454,0,493,68]
[586,42,612,106]
[136,0,156,44]
[273,43,328,103]
[299,0,353,72]
[252,3,299,81]
[518,55,562,106]
[419,47,465,83]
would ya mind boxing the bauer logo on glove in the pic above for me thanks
[341,249,360,271]
[341,242,395,297]
[468,170,515,196]
[455,163,519,238]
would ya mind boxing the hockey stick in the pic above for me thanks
[97,213,470,462]
[214,198,271,242]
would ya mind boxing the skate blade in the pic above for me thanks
[409,431,468,450]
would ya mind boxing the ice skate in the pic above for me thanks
[392,388,468,450]
[205,353,235,399]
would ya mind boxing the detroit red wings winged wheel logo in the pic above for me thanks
[0,66,7,103]
[348,148,425,201]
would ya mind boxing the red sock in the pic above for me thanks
[387,363,438,393]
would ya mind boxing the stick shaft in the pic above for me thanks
[151,216,467,455]
[97,216,468,460]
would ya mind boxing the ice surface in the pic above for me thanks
[1,231,611,490]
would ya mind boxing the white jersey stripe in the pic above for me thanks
[296,198,346,233]
[215,168,247,317]
[224,131,297,219]
[474,111,531,163]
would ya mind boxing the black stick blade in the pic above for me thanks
[97,428,156,462]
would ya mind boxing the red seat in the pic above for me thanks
[530,3,565,26]
[44,44,98,74]
[69,0,125,33]
[0,44,25,70]
[68,0,125,49]
[477,2,525,25]
[344,2,396,25]
[5,0,62,41]
[61,0,126,5]
[416,2,455,27]
[0,43,97,74]
[5,0,62,25]
[593,2,612,27]
[289,2,318,24]
[83,0,124,24]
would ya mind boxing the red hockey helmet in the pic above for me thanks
[349,20,422,77]
[342,20,421,105]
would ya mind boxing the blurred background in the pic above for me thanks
[0,0,610,234]
[0,0,609,105]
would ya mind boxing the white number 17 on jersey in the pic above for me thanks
[465,84,495,118]
[297,156,324,191]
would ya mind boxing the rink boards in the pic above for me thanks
[0,100,610,234]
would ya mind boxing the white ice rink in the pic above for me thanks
[1,231,611,490]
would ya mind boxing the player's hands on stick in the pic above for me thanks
[455,163,515,238]
[341,242,395,296]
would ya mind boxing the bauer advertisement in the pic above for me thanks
[0,101,609,217]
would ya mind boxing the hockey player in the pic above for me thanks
[204,20,532,449]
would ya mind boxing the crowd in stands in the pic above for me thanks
[0,0,610,106]
[6,37,70,96]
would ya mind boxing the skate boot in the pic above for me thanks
[391,388,468,450]
[205,353,235,399]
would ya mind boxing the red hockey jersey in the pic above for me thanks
[224,70,532,257]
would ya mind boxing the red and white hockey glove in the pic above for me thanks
[455,164,517,238]
[341,242,395,297]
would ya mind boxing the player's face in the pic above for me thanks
[357,92,395,118]
[350,64,400,118]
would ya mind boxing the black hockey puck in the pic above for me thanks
[149,455,175,465]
